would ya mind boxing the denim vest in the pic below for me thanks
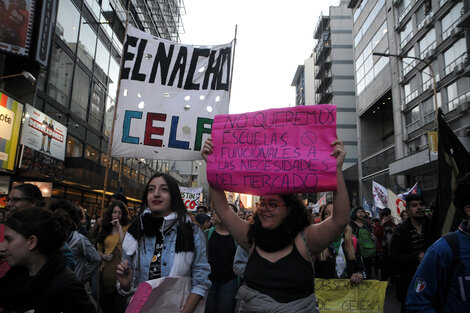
[120,212,211,297]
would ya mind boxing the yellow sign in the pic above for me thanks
[427,131,438,155]
[315,279,388,313]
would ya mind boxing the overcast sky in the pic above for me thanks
[181,0,343,114]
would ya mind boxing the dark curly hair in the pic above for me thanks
[248,194,310,249]
[6,208,66,257]
[97,200,130,245]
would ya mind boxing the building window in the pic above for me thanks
[405,105,421,133]
[444,38,467,76]
[47,44,74,107]
[112,158,120,172]
[418,29,436,59]
[422,97,435,125]
[85,145,99,163]
[66,135,83,157]
[108,56,120,101]
[89,84,105,131]
[95,39,110,84]
[397,0,412,23]
[447,79,470,112]
[400,20,413,48]
[101,153,111,168]
[123,165,131,178]
[354,0,385,47]
[77,21,97,71]
[402,48,416,76]
[55,0,80,52]
[71,66,91,121]
[421,61,439,91]
[404,76,419,104]
[441,2,463,41]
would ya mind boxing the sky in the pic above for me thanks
[181,0,342,114]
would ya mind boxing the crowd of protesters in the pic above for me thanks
[0,138,468,313]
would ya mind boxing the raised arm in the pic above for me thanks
[304,139,350,253]
[202,138,251,251]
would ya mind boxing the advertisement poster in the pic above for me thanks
[0,0,36,56]
[0,91,24,172]
[20,104,67,161]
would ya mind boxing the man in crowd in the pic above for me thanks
[406,174,470,312]
[390,194,433,312]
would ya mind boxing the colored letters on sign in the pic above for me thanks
[207,105,337,195]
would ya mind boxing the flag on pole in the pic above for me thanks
[433,109,470,237]
[362,198,377,217]
[373,181,388,209]
[387,189,406,223]
[316,194,327,206]
[398,182,420,200]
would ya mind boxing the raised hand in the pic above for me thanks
[201,137,214,162]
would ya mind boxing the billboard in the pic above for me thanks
[20,104,67,161]
[0,91,24,172]
[0,0,36,56]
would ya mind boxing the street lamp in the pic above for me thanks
[0,71,36,85]
[373,52,438,125]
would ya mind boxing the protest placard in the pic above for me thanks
[179,186,203,211]
[207,105,337,195]
[111,26,233,160]
[315,279,388,313]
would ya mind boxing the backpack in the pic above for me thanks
[433,232,467,312]
[358,227,376,258]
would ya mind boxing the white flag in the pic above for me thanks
[387,188,405,223]
[372,181,388,209]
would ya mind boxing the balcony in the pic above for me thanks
[361,145,395,178]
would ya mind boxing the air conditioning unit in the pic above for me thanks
[393,0,402,6]
[425,16,433,28]
[450,28,457,38]
[455,62,465,74]
[458,102,469,113]
[453,27,461,38]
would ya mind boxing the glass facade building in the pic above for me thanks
[349,0,470,202]
[0,0,185,213]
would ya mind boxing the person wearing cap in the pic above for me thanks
[373,208,396,281]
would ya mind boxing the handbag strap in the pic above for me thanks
[301,231,316,278]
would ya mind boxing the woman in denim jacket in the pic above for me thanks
[116,173,211,313]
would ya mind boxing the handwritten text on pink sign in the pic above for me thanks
[207,105,338,195]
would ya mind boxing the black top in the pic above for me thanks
[148,234,164,280]
[244,242,314,303]
[0,254,96,313]
[390,217,433,276]
[207,230,237,283]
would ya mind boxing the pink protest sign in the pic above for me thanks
[207,104,338,195]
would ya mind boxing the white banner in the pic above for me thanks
[20,104,67,161]
[111,26,233,160]
[387,188,405,223]
[372,181,388,209]
[179,186,203,211]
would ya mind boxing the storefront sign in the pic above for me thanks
[0,92,24,171]
[20,104,67,161]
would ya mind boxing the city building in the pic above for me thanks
[348,0,468,202]
[292,53,316,106]
[0,0,185,213]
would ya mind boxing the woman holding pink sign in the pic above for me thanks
[202,138,350,312]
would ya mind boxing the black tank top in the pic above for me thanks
[244,242,315,303]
